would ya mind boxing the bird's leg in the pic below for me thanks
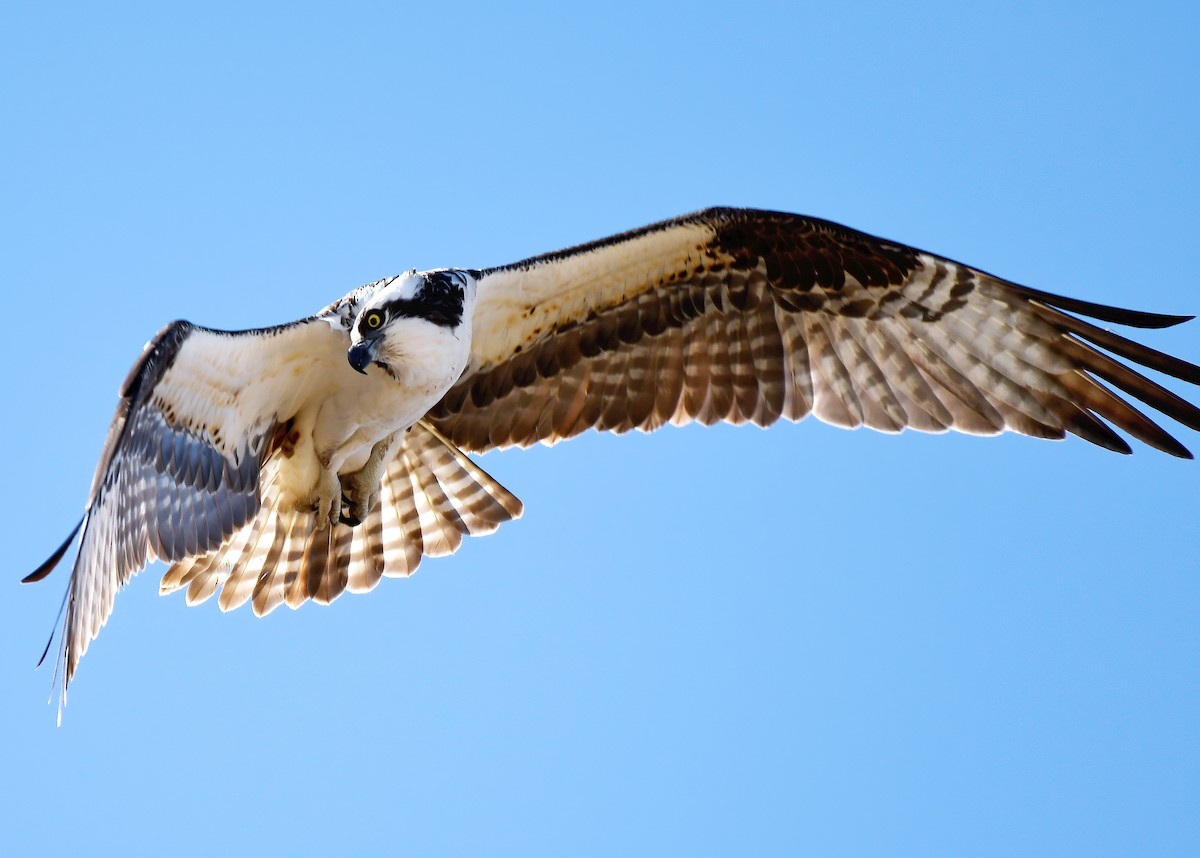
[338,435,394,527]
[297,449,342,529]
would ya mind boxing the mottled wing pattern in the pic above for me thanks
[428,208,1200,456]
[161,420,523,613]
[26,317,348,712]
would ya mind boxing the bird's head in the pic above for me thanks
[347,268,478,377]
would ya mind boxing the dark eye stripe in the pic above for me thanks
[378,275,466,329]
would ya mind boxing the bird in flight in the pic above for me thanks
[24,207,1200,718]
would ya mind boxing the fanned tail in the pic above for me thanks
[161,419,523,613]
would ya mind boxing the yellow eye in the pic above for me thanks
[365,312,383,330]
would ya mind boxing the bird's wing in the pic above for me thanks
[428,207,1200,455]
[26,314,349,710]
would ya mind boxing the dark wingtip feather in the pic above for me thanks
[1062,407,1134,455]
[22,519,84,584]
[1109,310,1195,330]
[1164,314,1198,328]
[1014,283,1194,329]
[34,579,72,668]
[1034,303,1200,390]
[1136,428,1193,459]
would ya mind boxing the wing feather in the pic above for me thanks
[850,318,952,431]
[430,208,1198,463]
[745,293,787,426]
[678,311,713,424]
[726,299,760,424]
[883,318,1005,434]
[806,313,865,428]
[652,325,687,430]
[825,315,907,432]
[774,307,814,422]
[34,316,348,711]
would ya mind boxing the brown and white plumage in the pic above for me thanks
[432,208,1200,453]
[25,207,1200,717]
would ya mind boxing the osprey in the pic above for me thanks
[25,207,1200,716]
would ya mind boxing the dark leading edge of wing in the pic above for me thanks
[430,207,1200,457]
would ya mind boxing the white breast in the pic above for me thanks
[312,313,472,474]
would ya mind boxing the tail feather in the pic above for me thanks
[313,525,353,605]
[153,420,522,616]
[378,449,425,577]
[217,511,280,612]
[283,512,316,610]
[347,503,386,594]
[253,510,307,616]
[405,448,467,558]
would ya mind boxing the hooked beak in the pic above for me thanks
[347,339,378,375]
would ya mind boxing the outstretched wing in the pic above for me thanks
[26,316,349,712]
[428,207,1200,456]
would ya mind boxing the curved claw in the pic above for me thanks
[338,504,360,530]
[338,493,362,527]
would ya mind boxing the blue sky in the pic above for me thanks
[2,2,1197,855]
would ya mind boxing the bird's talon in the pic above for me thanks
[299,466,341,528]
[335,438,391,528]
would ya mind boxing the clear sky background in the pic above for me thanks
[2,2,1197,856]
